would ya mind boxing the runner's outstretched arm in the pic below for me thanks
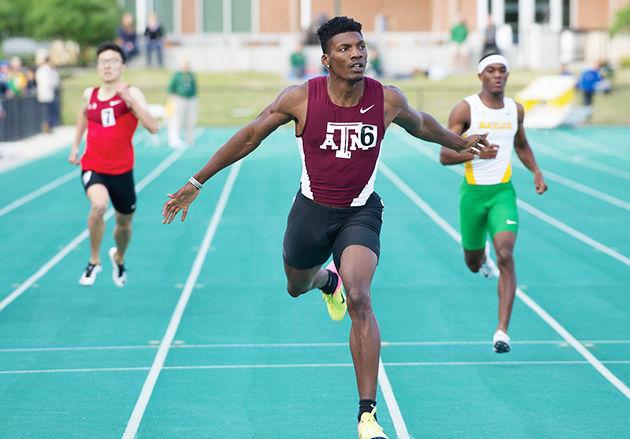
[162,85,304,224]
[440,100,498,165]
[385,86,489,155]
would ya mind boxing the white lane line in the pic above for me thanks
[539,129,630,161]
[379,161,630,400]
[0,131,153,218]
[378,359,411,439]
[4,360,630,375]
[398,131,630,211]
[516,199,630,266]
[534,143,630,180]
[4,339,630,353]
[122,162,241,439]
[0,170,80,218]
[0,131,203,313]
[393,132,630,267]
[512,162,630,211]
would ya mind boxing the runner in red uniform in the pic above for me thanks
[162,17,489,438]
[69,42,158,287]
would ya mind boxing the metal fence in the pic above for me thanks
[0,95,45,141]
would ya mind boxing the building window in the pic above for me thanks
[231,0,251,32]
[535,0,550,24]
[152,0,174,33]
[203,0,224,32]
[203,0,251,32]
[505,0,518,43]
[120,0,136,16]
[562,0,571,28]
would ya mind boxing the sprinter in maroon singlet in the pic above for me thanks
[69,42,158,288]
[163,17,489,438]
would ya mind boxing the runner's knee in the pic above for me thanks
[90,201,107,217]
[465,254,482,272]
[286,281,309,298]
[346,287,373,320]
[495,248,514,268]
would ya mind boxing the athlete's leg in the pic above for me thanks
[86,184,110,264]
[284,263,330,297]
[338,245,380,400]
[459,182,488,273]
[113,211,134,263]
[464,248,486,272]
[492,231,516,332]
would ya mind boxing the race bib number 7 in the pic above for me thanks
[101,107,116,127]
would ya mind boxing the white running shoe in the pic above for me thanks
[479,241,493,278]
[79,263,102,286]
[108,247,127,288]
[493,330,511,353]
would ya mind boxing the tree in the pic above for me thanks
[611,5,630,34]
[26,0,120,47]
[0,1,35,39]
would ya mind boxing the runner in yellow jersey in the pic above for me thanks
[440,53,548,353]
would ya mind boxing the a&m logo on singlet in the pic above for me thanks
[320,122,378,159]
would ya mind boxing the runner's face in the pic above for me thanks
[479,63,508,95]
[97,50,124,83]
[323,31,367,82]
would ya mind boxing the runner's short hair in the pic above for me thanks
[96,42,126,64]
[317,16,363,54]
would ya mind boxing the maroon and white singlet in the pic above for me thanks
[81,87,138,175]
[297,76,385,207]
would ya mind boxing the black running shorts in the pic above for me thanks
[81,170,137,214]
[283,191,384,270]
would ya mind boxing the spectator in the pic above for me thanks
[578,64,602,108]
[482,16,498,56]
[144,12,164,68]
[370,48,383,78]
[7,56,28,98]
[167,59,198,148]
[450,19,469,70]
[116,12,139,61]
[25,67,37,94]
[36,55,60,133]
[289,43,306,80]
[0,60,9,96]
[374,8,388,33]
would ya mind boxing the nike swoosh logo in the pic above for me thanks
[110,100,122,106]
[359,105,374,114]
[506,220,518,225]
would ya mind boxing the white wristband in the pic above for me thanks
[189,176,203,190]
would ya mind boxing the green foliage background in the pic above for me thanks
[0,0,119,49]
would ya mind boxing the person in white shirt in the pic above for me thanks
[35,56,60,133]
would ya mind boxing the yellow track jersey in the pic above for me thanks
[462,94,518,185]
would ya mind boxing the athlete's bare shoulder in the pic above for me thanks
[382,85,407,110]
[273,82,308,114]
[266,82,308,130]
[381,85,412,127]
[83,87,94,103]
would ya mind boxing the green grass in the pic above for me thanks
[60,68,630,126]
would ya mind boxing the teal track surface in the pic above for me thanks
[1,126,628,438]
